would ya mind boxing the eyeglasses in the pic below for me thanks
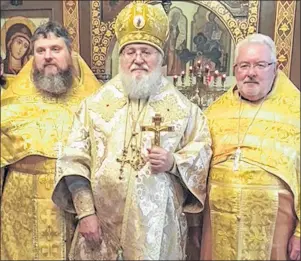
[234,61,275,72]
[122,48,158,61]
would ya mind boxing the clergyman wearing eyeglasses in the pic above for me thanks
[200,33,300,260]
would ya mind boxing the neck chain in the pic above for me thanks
[233,94,267,171]
[117,98,148,179]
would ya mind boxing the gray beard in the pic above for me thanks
[33,67,73,96]
[119,66,163,100]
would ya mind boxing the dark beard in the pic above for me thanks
[33,66,74,96]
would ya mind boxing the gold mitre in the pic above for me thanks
[115,1,169,55]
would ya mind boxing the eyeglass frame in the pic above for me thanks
[121,47,159,61]
[234,61,276,72]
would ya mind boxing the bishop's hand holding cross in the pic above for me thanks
[141,113,176,174]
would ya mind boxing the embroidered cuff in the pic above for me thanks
[73,189,96,220]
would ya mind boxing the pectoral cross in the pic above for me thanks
[141,114,174,146]
[116,148,130,179]
[233,147,242,171]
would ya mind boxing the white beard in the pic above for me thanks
[119,65,163,100]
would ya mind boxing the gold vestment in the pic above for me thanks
[52,75,212,260]
[201,71,300,260]
[0,54,101,260]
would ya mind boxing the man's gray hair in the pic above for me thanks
[234,33,277,63]
[31,21,72,52]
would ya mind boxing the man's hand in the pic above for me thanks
[78,214,102,246]
[147,146,174,174]
[288,235,300,260]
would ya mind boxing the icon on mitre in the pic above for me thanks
[133,15,145,29]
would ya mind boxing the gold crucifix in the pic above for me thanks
[141,113,174,146]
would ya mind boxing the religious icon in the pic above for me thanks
[1,16,36,75]
[133,15,145,29]
[192,9,231,72]
[164,8,187,76]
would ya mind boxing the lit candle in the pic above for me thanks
[214,70,219,79]
[205,65,210,74]
[181,70,185,82]
[221,73,226,84]
[197,60,201,68]
[189,66,193,75]
[173,75,178,86]
[206,75,212,87]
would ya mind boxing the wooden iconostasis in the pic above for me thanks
[1,0,299,89]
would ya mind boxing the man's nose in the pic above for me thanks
[44,49,53,60]
[134,53,144,64]
[247,66,257,77]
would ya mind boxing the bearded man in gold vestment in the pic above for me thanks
[51,2,212,260]
[200,33,300,260]
[0,21,101,260]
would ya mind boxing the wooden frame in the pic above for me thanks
[274,1,297,76]
[63,0,80,53]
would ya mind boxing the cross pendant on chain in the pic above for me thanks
[117,151,129,179]
[233,147,242,171]
[117,149,130,165]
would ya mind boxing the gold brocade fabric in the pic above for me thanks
[201,161,296,260]
[0,53,101,260]
[52,75,212,260]
[202,70,300,260]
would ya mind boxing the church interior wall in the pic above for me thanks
[1,0,299,89]
[291,1,300,89]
